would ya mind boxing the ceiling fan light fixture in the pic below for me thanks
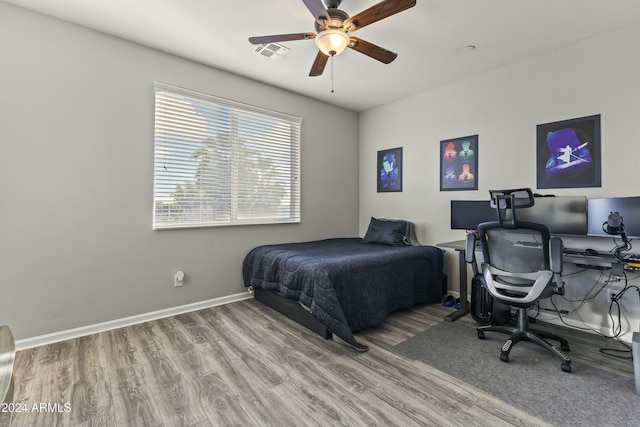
[315,29,350,56]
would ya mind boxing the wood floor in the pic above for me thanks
[1,299,631,427]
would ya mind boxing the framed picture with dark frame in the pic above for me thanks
[377,147,402,192]
[440,135,478,191]
[536,114,601,189]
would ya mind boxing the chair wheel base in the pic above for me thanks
[500,353,509,363]
[561,362,572,373]
[561,343,570,352]
[477,330,486,339]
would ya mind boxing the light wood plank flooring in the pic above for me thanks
[1,300,631,427]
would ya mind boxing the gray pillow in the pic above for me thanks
[363,217,407,246]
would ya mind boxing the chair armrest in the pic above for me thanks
[465,234,476,264]
[549,237,563,274]
[465,234,481,276]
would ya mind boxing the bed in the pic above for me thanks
[242,218,445,351]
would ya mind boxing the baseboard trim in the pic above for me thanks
[15,291,254,351]
[535,311,634,344]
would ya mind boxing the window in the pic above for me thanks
[153,82,301,229]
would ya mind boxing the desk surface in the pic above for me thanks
[438,239,619,270]
[436,240,467,251]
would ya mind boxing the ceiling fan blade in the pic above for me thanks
[301,0,331,23]
[309,51,329,76]
[348,37,397,64]
[344,0,416,31]
[248,33,316,45]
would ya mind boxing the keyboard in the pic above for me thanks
[514,241,542,248]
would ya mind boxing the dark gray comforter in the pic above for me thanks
[242,238,444,351]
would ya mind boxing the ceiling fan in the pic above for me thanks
[249,0,416,77]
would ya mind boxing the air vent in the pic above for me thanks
[253,43,290,59]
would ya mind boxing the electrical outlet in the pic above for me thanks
[174,271,185,287]
[606,289,618,302]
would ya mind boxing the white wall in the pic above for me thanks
[0,3,359,340]
[359,21,640,339]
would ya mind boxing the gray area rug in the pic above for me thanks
[395,321,640,427]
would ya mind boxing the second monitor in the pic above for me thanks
[451,195,587,236]
[518,196,587,236]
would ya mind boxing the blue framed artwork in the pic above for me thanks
[440,135,478,191]
[377,147,402,192]
[536,114,601,189]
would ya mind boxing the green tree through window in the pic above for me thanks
[153,83,301,229]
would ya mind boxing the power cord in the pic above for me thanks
[547,274,637,361]
[559,269,608,316]
[601,291,632,359]
[549,300,632,359]
[536,265,640,361]
[611,236,633,263]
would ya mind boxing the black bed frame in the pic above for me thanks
[253,288,333,340]
[252,274,448,341]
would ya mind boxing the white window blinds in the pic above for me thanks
[153,82,301,229]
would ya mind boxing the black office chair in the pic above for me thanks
[474,188,572,373]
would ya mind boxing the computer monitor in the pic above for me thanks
[450,200,496,230]
[451,196,588,235]
[588,196,640,239]
[519,196,588,236]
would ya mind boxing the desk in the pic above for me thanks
[436,239,627,323]
[437,240,471,322]
[563,251,616,269]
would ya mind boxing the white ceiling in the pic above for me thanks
[5,0,640,112]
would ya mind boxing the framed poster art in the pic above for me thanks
[440,135,478,191]
[536,114,601,189]
[377,147,402,192]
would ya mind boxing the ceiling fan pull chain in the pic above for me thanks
[330,55,334,93]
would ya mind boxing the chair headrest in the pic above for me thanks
[489,188,535,210]
[488,188,535,228]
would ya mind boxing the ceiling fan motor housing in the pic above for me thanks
[315,8,350,31]
[324,0,342,9]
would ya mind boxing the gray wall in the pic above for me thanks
[0,4,359,340]
[359,20,640,340]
